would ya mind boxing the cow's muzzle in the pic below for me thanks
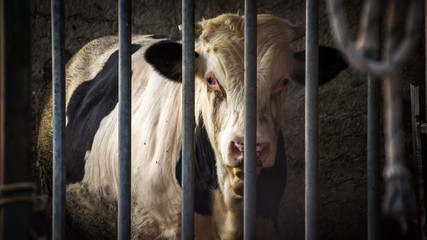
[228,140,270,196]
[230,141,270,167]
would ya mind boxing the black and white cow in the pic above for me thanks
[37,13,346,239]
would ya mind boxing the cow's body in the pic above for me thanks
[37,14,346,239]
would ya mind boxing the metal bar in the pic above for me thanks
[409,84,424,239]
[425,0,427,188]
[305,0,319,239]
[243,0,257,239]
[1,0,33,239]
[382,0,417,221]
[367,73,380,240]
[118,0,132,239]
[181,0,195,239]
[0,0,3,231]
[363,1,381,237]
[0,0,4,201]
[51,0,66,239]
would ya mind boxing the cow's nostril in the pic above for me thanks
[256,142,267,152]
[234,142,244,152]
[231,142,244,164]
[230,141,270,167]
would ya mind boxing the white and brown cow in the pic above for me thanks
[37,13,346,239]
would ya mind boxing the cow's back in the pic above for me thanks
[37,36,124,195]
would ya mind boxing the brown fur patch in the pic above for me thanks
[66,183,118,239]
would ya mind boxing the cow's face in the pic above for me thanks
[190,14,308,196]
[145,14,347,195]
[193,14,303,174]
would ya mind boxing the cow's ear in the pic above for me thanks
[144,40,199,82]
[291,46,347,85]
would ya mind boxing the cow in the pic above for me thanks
[37,13,347,239]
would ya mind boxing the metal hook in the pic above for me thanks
[326,0,423,228]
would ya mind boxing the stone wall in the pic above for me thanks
[30,0,425,239]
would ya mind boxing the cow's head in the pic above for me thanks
[145,14,346,196]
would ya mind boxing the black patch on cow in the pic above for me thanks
[292,46,348,85]
[149,34,170,39]
[65,44,142,183]
[175,115,218,216]
[144,40,199,82]
[255,131,287,230]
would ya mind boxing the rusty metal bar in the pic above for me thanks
[305,0,319,239]
[243,0,257,239]
[118,0,132,239]
[51,0,66,238]
[181,0,195,239]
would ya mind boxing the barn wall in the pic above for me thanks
[30,0,425,239]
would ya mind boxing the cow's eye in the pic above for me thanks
[205,71,220,91]
[280,78,290,86]
[206,77,214,85]
[272,75,290,95]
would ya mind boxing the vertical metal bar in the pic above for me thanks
[382,0,417,222]
[118,0,132,239]
[1,0,33,239]
[181,0,195,239]
[0,0,5,197]
[305,0,319,240]
[359,1,381,238]
[425,0,427,176]
[243,0,257,239]
[367,73,380,240]
[0,0,4,230]
[52,0,66,239]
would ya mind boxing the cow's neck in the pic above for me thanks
[212,171,244,239]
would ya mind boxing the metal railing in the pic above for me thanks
[47,0,326,239]
[305,1,319,239]
[181,0,196,239]
[51,0,66,239]
[243,0,258,239]
[47,0,425,240]
[1,0,34,239]
[118,0,132,239]
[326,0,424,237]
